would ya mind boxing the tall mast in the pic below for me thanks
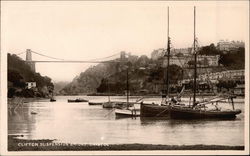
[166,6,171,97]
[193,6,197,106]
[126,62,129,109]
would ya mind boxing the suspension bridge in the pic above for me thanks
[16,49,127,72]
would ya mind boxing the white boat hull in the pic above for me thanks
[115,108,140,117]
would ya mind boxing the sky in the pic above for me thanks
[1,1,249,82]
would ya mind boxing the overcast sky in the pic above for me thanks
[1,1,249,82]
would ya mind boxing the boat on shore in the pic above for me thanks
[68,98,88,103]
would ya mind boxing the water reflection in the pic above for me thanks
[8,96,244,146]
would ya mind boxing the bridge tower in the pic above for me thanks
[26,49,36,72]
[120,51,126,61]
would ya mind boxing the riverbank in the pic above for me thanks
[8,135,244,151]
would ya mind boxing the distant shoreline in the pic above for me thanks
[57,92,245,97]
[8,135,244,151]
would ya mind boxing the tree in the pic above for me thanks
[216,80,237,91]
[8,53,54,97]
[168,65,183,84]
[175,53,184,57]
[219,47,245,69]
[199,43,221,55]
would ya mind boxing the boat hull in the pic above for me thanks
[115,108,140,117]
[68,99,88,103]
[140,103,170,117]
[88,102,103,105]
[50,99,56,102]
[103,102,133,108]
[169,106,241,119]
[102,102,117,108]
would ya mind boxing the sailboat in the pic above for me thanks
[114,63,140,117]
[169,6,241,119]
[102,79,131,108]
[140,7,178,117]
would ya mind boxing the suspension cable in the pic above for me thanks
[31,50,65,61]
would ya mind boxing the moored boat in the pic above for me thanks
[102,101,117,108]
[68,98,88,103]
[115,107,140,117]
[139,7,181,117]
[169,7,241,120]
[88,102,103,105]
[114,61,140,118]
[169,103,241,119]
[50,98,56,102]
[102,101,133,108]
[140,103,170,117]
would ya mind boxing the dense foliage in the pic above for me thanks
[61,44,245,95]
[199,44,245,69]
[8,54,54,98]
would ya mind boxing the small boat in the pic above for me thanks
[68,98,88,103]
[50,92,56,102]
[114,62,139,118]
[50,98,56,102]
[31,111,37,115]
[115,107,140,117]
[102,101,134,108]
[88,102,103,105]
[102,101,116,108]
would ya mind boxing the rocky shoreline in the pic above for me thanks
[8,135,244,151]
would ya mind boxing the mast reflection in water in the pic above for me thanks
[8,96,244,146]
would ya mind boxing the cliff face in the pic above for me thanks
[60,46,245,95]
[60,55,184,95]
[8,53,54,98]
[60,63,119,94]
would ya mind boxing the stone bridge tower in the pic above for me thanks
[26,49,36,72]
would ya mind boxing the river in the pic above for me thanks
[8,95,245,146]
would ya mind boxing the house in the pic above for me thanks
[233,84,245,96]
[26,82,36,89]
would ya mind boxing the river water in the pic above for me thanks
[8,96,244,146]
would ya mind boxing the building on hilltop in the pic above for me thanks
[217,40,244,52]
[151,48,165,60]
[179,69,245,85]
[151,48,192,61]
[162,55,220,68]
[172,48,192,56]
